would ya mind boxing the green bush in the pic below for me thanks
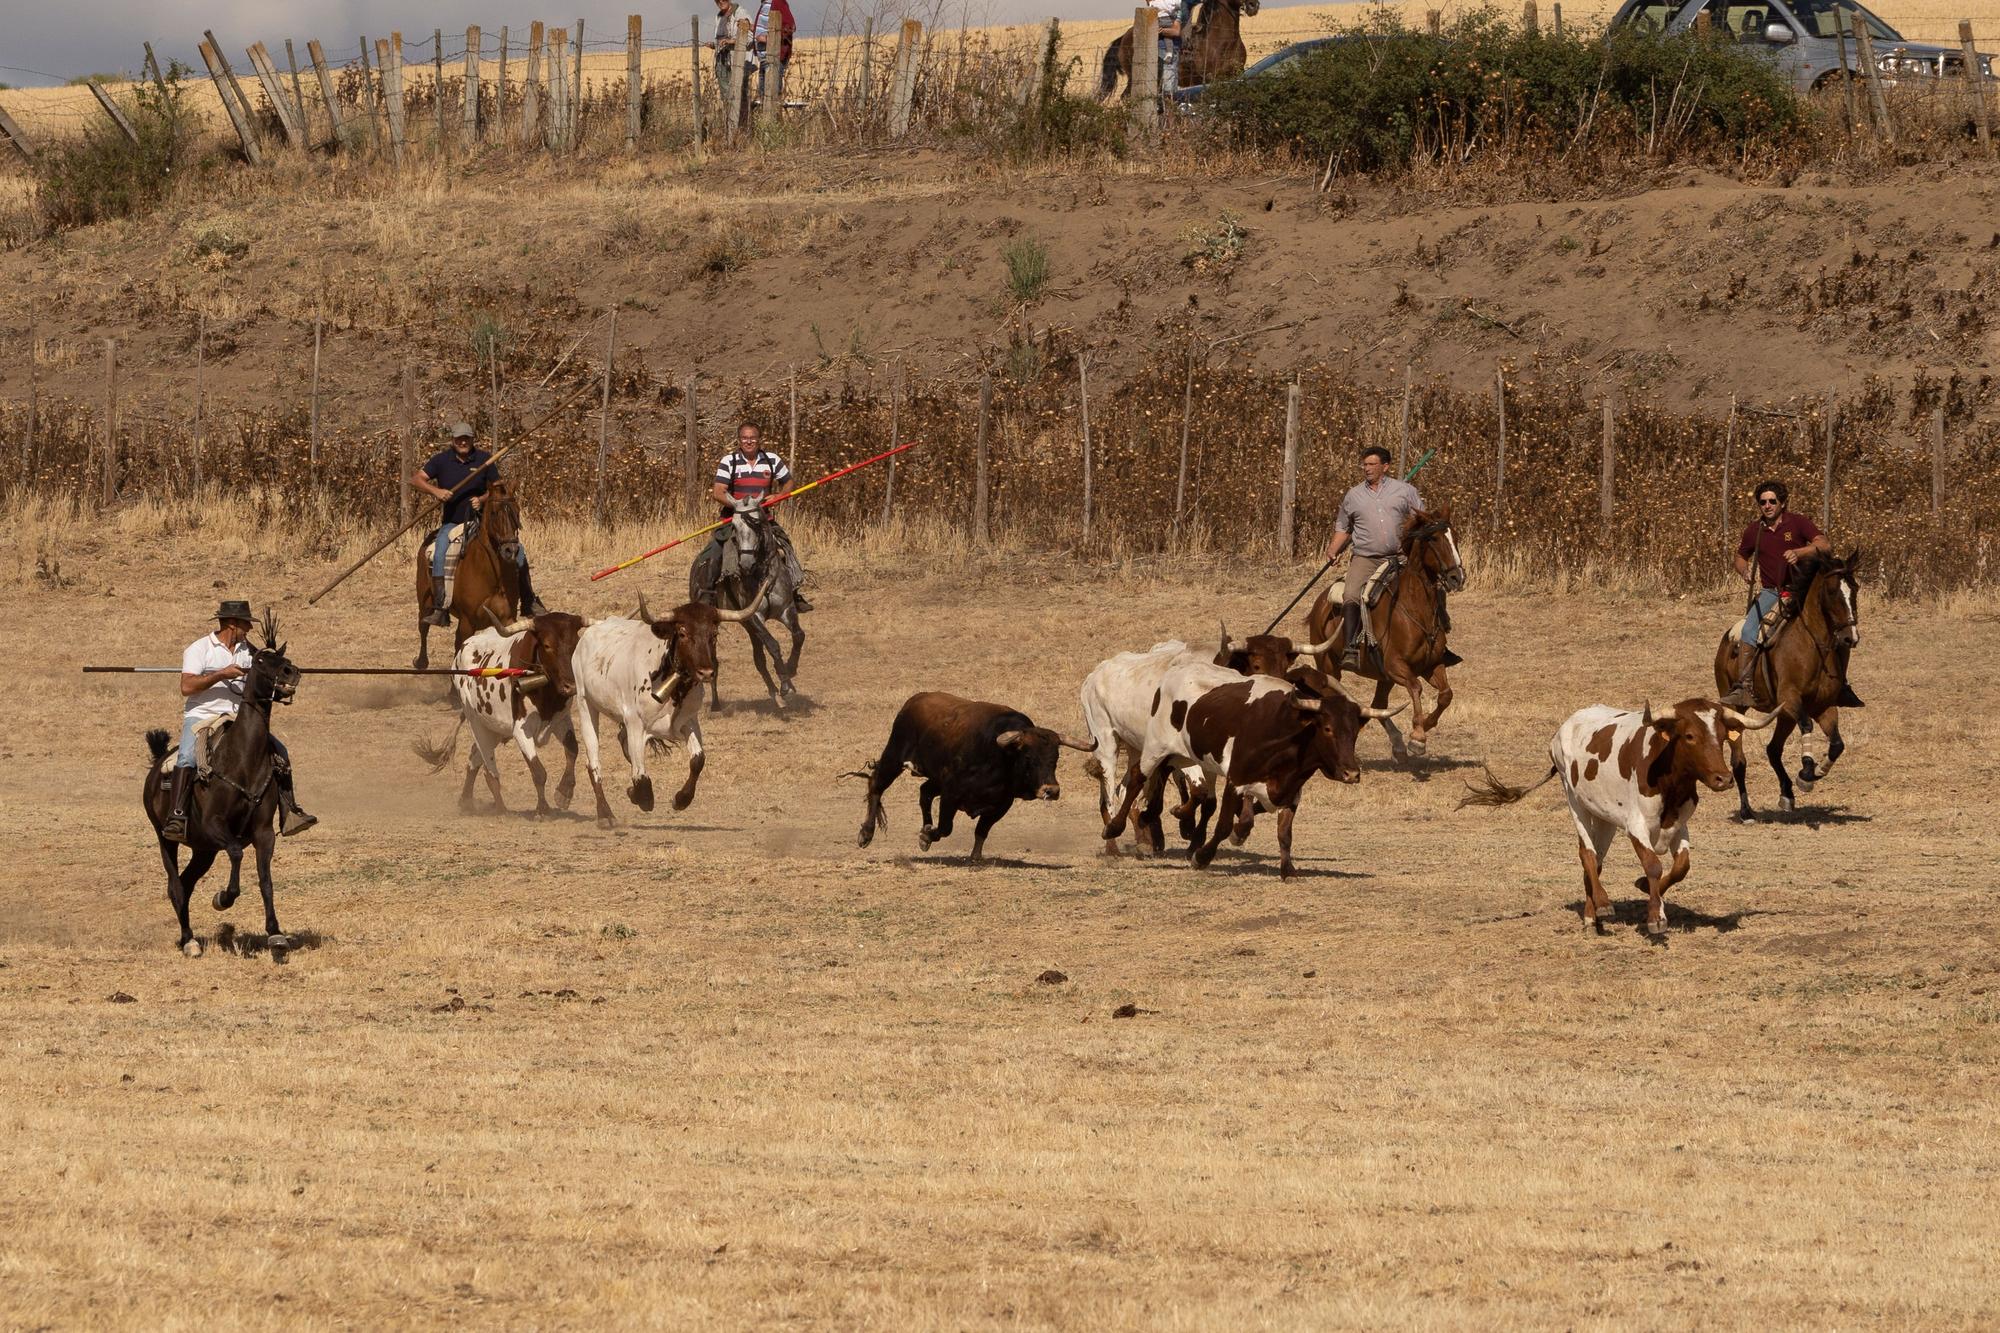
[36,63,201,231]
[999,20,1128,162]
[1206,10,1800,175]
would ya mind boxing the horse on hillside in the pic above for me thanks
[141,611,301,957]
[1305,505,1465,759]
[414,477,524,670]
[1712,549,1865,820]
[1099,0,1261,98]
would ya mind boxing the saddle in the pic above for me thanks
[157,715,234,778]
[1361,555,1403,609]
[419,520,475,579]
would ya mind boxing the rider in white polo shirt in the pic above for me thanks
[163,599,317,844]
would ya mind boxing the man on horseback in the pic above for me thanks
[1325,445,1425,672]
[162,600,316,843]
[414,421,547,629]
[1720,478,1830,708]
[692,421,811,611]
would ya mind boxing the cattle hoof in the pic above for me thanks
[857,826,874,849]
[182,939,203,958]
[917,828,935,850]
[266,934,291,952]
[554,782,576,811]
[629,778,656,812]
[672,789,695,812]
[212,890,237,912]
[1778,796,1796,814]
[1646,918,1668,936]
[1405,738,1429,757]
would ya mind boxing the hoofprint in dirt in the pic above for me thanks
[3,535,1998,1327]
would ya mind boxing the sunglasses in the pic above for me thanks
[1757,498,1780,506]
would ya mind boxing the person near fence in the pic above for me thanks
[412,421,548,628]
[693,421,811,611]
[1719,477,1831,707]
[163,600,316,843]
[1324,445,1425,671]
[752,0,797,103]
[713,0,759,117]
[1151,0,1186,93]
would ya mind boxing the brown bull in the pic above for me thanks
[414,478,524,671]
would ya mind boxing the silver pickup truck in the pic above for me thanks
[1607,0,1995,92]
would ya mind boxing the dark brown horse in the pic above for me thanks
[1712,550,1864,820]
[414,478,524,670]
[1304,505,1465,759]
[1099,0,1261,97]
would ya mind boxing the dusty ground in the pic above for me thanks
[2,523,1997,1327]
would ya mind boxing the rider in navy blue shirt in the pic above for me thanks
[412,421,547,625]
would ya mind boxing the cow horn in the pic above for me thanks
[634,594,655,625]
[1053,731,1097,752]
[502,617,535,634]
[1219,621,1250,654]
[1294,634,1338,657]
[1719,705,1776,732]
[1291,696,1324,713]
[718,572,778,623]
[995,729,1027,749]
[1359,700,1409,720]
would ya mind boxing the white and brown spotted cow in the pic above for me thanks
[414,613,588,817]
[1459,698,1774,935]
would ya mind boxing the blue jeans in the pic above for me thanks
[432,522,529,580]
[1741,589,1779,647]
[1158,35,1180,92]
[178,715,288,770]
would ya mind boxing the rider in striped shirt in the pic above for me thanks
[695,421,811,610]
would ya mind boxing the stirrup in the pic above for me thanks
[280,807,319,837]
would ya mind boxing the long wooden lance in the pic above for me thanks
[590,440,920,582]
[306,378,595,606]
[1262,447,1439,635]
[84,666,536,677]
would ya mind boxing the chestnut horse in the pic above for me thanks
[1712,550,1864,820]
[1099,0,1261,97]
[414,478,524,670]
[1304,505,1465,758]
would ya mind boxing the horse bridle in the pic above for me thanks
[1409,519,1465,592]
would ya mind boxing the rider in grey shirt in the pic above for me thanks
[1324,446,1423,669]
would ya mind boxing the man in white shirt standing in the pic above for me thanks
[163,600,316,844]
[1324,446,1424,671]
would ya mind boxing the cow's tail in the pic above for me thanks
[145,728,171,762]
[412,714,465,774]
[1456,762,1557,810]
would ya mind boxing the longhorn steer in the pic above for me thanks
[415,613,587,817]
[1458,698,1774,935]
[1104,659,1398,878]
[856,692,1095,862]
[569,590,763,827]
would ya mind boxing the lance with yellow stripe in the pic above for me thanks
[590,441,919,582]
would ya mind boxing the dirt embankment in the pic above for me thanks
[4,152,1999,424]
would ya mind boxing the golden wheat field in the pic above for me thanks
[2,499,1998,1327]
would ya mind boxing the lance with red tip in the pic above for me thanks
[83,666,536,677]
[590,441,919,582]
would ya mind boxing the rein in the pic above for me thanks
[1383,524,1457,661]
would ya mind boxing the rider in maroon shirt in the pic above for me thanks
[1720,478,1831,707]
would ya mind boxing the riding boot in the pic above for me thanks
[162,767,196,844]
[425,575,453,627]
[1718,647,1763,710]
[1340,602,1364,671]
[517,560,549,617]
[791,555,812,612]
[275,766,318,837]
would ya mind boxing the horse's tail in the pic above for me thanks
[412,714,464,774]
[1457,762,1558,811]
[1099,37,1123,95]
[145,728,171,762]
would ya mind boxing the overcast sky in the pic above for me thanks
[1,0,1160,86]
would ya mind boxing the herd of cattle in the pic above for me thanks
[416,579,1797,938]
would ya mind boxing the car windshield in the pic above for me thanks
[1772,0,1900,40]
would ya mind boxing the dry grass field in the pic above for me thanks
[3,509,1998,1327]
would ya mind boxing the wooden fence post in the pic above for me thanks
[202,32,262,148]
[626,14,643,150]
[973,372,993,546]
[200,40,263,165]
[1523,0,1539,35]
[1128,6,1157,132]
[24,309,36,475]
[498,27,509,126]
[308,41,344,147]
[524,22,543,146]
[381,35,409,166]
[684,374,701,518]
[1428,10,1443,36]
[859,17,876,118]
[1694,9,1709,35]
[1278,378,1301,558]
[1851,20,1894,145]
[573,16,587,154]
[594,308,617,522]
[247,42,308,149]
[1599,396,1615,531]
[310,316,323,474]
[101,339,118,508]
[285,39,308,136]
[690,16,706,143]
[1722,395,1736,537]
[1963,22,1995,157]
[761,25,787,132]
[788,366,798,454]
[0,103,34,163]
[1822,387,1836,529]
[358,36,382,152]
[432,29,446,150]
[1492,370,1508,535]
[1079,353,1093,540]
[400,363,416,525]
[883,362,901,525]
[85,80,140,145]
[889,20,922,137]
[1552,3,1563,37]
[728,21,751,142]
[1173,346,1194,537]
[194,313,205,490]
[464,25,482,146]
[547,29,571,150]
[1931,403,1946,515]
[1397,363,1412,474]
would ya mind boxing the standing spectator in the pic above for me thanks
[712,0,759,120]
[753,0,798,108]
[1150,0,1184,94]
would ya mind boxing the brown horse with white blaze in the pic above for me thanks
[1305,505,1464,758]
[1712,550,1864,820]
[414,477,524,670]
